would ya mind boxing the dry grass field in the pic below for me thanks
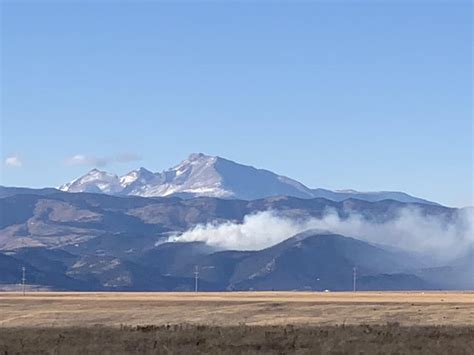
[1,292,473,354]
[2,324,474,354]
[0,291,473,327]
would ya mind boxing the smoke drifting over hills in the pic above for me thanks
[170,207,474,262]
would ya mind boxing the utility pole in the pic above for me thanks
[22,267,26,296]
[352,267,357,292]
[194,265,199,293]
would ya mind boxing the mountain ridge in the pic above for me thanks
[0,231,442,291]
[58,153,438,205]
[0,190,468,290]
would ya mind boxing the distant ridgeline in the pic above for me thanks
[0,186,471,291]
[56,153,438,204]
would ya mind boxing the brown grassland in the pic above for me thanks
[0,292,473,354]
[1,291,473,327]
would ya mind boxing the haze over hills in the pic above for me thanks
[1,154,471,291]
[0,188,472,291]
[0,230,441,292]
[0,191,457,251]
[58,153,438,205]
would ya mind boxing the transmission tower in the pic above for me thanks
[21,266,26,296]
[194,265,199,293]
[352,266,357,292]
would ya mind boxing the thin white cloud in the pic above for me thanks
[4,155,23,168]
[66,154,108,167]
[65,153,141,167]
[115,153,141,163]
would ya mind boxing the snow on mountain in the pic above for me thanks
[58,153,438,205]
[119,167,163,195]
[154,153,230,197]
[119,167,157,187]
[59,169,123,194]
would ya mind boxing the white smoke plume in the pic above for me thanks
[169,207,474,262]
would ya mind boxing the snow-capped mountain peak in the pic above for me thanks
[58,153,438,205]
[119,167,162,195]
[59,169,122,194]
[143,153,227,197]
[167,154,219,183]
[119,167,155,187]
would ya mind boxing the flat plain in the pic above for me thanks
[1,292,473,354]
[0,291,473,327]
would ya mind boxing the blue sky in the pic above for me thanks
[1,1,472,207]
